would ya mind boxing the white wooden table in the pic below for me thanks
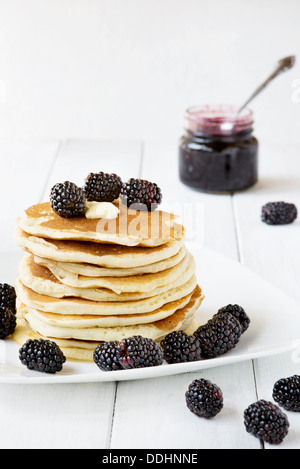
[0,139,300,449]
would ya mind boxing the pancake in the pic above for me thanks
[14,227,184,268]
[33,245,187,277]
[32,252,194,294]
[13,196,205,361]
[19,254,196,302]
[18,289,195,328]
[16,285,204,343]
[16,275,199,316]
[18,202,185,247]
[12,317,101,361]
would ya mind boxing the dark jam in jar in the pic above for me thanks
[179,105,259,193]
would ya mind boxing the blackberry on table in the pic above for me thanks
[273,375,300,412]
[185,378,224,419]
[84,172,122,202]
[19,339,66,374]
[120,178,163,211]
[0,306,16,339]
[50,181,86,218]
[116,335,163,369]
[93,341,122,371]
[193,312,243,359]
[160,330,201,364]
[244,400,289,445]
[214,304,250,334]
[261,201,297,225]
[0,283,16,314]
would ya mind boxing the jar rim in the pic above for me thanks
[185,104,253,135]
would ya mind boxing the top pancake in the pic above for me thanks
[18,202,185,247]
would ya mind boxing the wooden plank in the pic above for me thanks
[0,140,60,251]
[0,382,116,449]
[233,143,300,448]
[233,144,300,302]
[41,139,143,200]
[39,139,143,449]
[253,351,300,449]
[140,141,239,261]
[111,361,259,449]
[0,139,143,449]
[110,141,259,449]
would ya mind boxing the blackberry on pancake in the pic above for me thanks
[50,181,86,218]
[84,172,122,202]
[120,178,162,211]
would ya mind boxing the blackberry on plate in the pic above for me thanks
[261,201,297,225]
[273,375,300,412]
[117,335,163,369]
[214,304,250,334]
[19,339,66,374]
[160,330,201,364]
[193,312,242,359]
[244,399,289,445]
[120,178,163,211]
[185,378,223,419]
[0,283,16,314]
[50,181,86,218]
[93,341,122,371]
[0,306,16,339]
[84,172,123,203]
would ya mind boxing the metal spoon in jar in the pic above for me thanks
[237,55,296,114]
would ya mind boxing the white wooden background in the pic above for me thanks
[0,139,299,449]
[1,0,300,146]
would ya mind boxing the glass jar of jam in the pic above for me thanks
[179,105,259,193]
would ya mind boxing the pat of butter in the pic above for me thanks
[85,201,120,219]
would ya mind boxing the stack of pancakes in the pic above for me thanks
[13,201,204,361]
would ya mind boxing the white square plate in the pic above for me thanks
[0,245,299,384]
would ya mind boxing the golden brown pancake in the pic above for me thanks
[18,202,185,247]
[31,252,194,293]
[15,275,198,316]
[16,286,204,344]
[19,253,196,301]
[14,227,184,268]
[32,245,187,277]
[13,198,204,360]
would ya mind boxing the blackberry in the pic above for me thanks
[244,400,289,445]
[273,375,300,412]
[120,178,162,211]
[84,172,123,202]
[19,339,66,374]
[117,335,163,369]
[93,341,123,371]
[215,304,250,334]
[0,283,16,314]
[0,306,16,339]
[261,201,297,225]
[185,378,223,419]
[50,181,86,218]
[193,312,242,359]
[160,330,201,364]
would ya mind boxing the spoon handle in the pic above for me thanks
[237,55,296,114]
